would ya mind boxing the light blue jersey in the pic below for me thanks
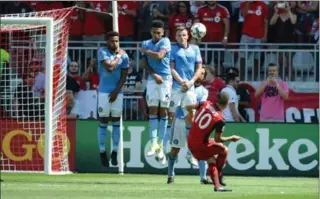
[98,48,129,93]
[142,37,171,78]
[170,44,202,90]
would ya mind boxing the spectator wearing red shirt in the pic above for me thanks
[82,58,99,90]
[166,1,194,41]
[83,1,107,45]
[196,1,230,68]
[69,2,85,41]
[239,1,268,80]
[202,66,225,105]
[33,1,64,11]
[68,61,86,90]
[108,1,137,45]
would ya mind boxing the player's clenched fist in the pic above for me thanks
[152,73,163,84]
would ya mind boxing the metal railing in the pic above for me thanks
[68,41,319,84]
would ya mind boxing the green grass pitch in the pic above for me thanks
[1,173,318,199]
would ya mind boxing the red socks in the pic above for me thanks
[208,164,220,188]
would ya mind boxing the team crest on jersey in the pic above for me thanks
[173,139,179,145]
[214,12,221,23]
[98,107,103,112]
[256,6,262,16]
[186,20,192,28]
[170,101,175,107]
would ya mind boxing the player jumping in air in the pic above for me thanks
[167,67,213,184]
[186,92,242,192]
[167,26,203,167]
[140,20,172,164]
[97,31,129,167]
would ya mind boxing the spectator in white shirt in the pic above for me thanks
[220,73,246,122]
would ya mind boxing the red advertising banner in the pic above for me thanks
[242,83,319,123]
[0,119,76,172]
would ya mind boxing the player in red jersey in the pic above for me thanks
[186,92,241,192]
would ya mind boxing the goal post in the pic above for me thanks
[0,8,73,175]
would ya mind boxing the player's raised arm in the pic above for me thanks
[140,21,170,60]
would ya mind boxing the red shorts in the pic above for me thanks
[189,138,226,160]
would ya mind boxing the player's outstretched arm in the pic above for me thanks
[214,121,242,143]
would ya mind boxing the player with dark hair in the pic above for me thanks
[140,20,172,164]
[97,31,129,167]
[186,92,242,192]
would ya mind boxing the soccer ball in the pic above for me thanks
[190,23,207,40]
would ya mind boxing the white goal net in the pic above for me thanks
[0,8,73,174]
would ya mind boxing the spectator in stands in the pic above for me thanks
[66,75,80,94]
[68,61,86,90]
[138,1,170,40]
[202,65,225,106]
[83,2,108,44]
[66,90,79,119]
[196,1,230,67]
[31,59,46,98]
[82,58,99,90]
[14,73,45,120]
[32,1,64,11]
[296,1,319,43]
[269,1,297,45]
[69,2,85,41]
[239,1,268,79]
[3,2,32,14]
[225,67,251,122]
[109,1,137,43]
[221,72,246,122]
[123,56,143,120]
[166,1,194,41]
[255,63,289,122]
[190,1,205,17]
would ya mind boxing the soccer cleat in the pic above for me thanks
[167,176,174,184]
[214,186,232,192]
[111,151,118,166]
[147,142,160,157]
[100,151,109,167]
[186,151,198,167]
[157,144,167,165]
[200,178,213,185]
[219,175,227,186]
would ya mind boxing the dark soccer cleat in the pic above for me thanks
[219,175,227,186]
[111,151,118,166]
[167,177,174,184]
[200,178,213,184]
[214,186,232,192]
[100,151,109,167]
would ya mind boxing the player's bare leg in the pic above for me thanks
[147,106,160,157]
[167,147,180,184]
[157,107,168,164]
[207,157,231,192]
[184,111,198,167]
[98,117,110,167]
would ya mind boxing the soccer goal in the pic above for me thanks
[0,8,73,175]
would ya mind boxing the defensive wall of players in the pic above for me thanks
[1,120,318,177]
